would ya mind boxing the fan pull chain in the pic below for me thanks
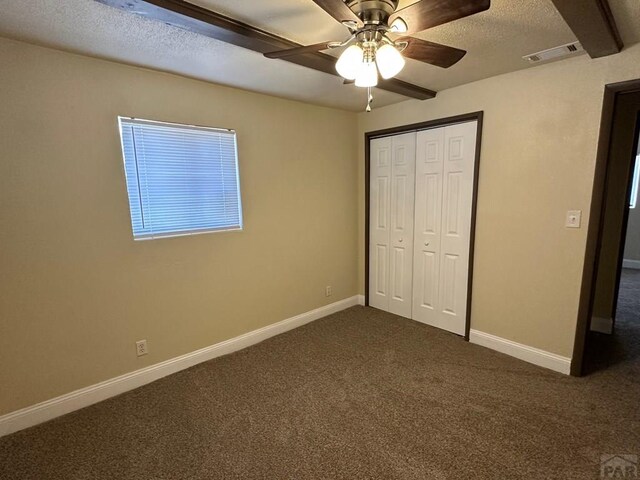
[366,87,374,112]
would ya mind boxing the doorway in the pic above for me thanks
[573,82,640,375]
[364,112,483,338]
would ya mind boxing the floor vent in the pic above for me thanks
[523,41,584,64]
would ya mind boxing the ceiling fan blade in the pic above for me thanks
[398,37,466,68]
[390,0,490,35]
[264,42,334,59]
[311,0,363,26]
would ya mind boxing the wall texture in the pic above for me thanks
[3,34,640,416]
[0,38,359,415]
[358,44,640,358]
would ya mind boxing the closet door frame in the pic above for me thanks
[364,111,484,340]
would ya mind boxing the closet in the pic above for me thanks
[368,120,478,336]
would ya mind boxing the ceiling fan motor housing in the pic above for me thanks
[346,0,398,25]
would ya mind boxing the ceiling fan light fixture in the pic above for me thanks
[375,43,405,79]
[355,60,378,88]
[389,17,408,33]
[335,44,364,80]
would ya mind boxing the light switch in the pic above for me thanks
[566,210,582,228]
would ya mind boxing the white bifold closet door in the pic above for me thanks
[369,121,477,336]
[369,132,416,318]
[412,121,477,335]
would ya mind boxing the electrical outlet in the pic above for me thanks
[325,286,332,297]
[136,340,148,357]
[566,210,582,228]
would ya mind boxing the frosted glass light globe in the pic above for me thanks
[336,45,364,80]
[355,60,378,87]
[376,44,405,79]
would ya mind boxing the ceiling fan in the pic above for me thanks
[264,0,490,110]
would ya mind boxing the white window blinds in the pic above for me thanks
[118,117,242,240]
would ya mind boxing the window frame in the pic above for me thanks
[117,116,243,241]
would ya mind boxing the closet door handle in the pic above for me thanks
[398,238,403,243]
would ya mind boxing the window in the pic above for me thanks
[118,117,242,240]
[630,155,640,209]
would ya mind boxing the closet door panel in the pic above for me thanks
[413,121,477,335]
[370,122,476,333]
[413,127,444,323]
[438,122,477,335]
[387,132,416,318]
[369,137,392,311]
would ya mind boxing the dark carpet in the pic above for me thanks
[1,301,639,479]
[585,268,640,374]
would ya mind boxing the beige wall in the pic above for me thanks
[4,35,640,416]
[0,38,359,415]
[358,44,640,358]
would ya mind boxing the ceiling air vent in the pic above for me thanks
[523,42,584,64]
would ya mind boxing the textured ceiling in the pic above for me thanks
[611,0,640,46]
[0,0,637,112]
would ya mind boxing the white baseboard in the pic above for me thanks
[622,259,640,269]
[469,329,571,375]
[590,316,613,334]
[0,296,361,438]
